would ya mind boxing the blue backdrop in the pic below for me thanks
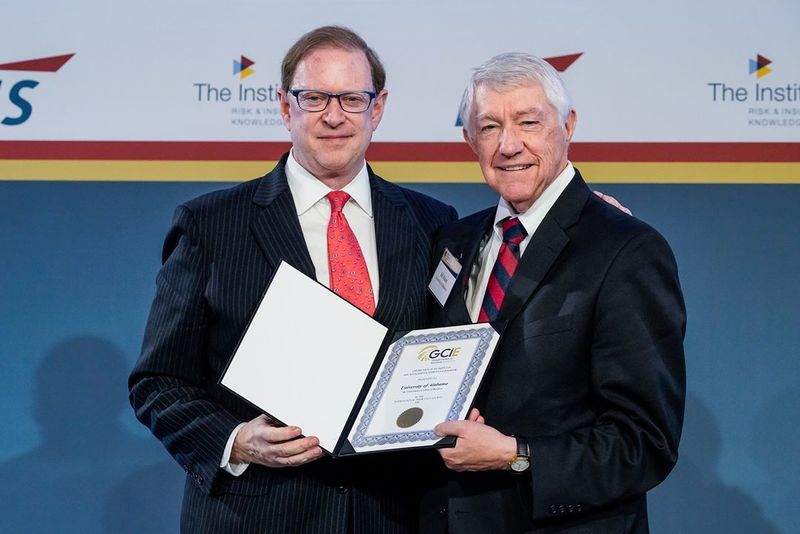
[1,179,797,533]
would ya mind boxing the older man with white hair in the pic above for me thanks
[422,53,686,534]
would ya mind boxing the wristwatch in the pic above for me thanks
[509,436,531,473]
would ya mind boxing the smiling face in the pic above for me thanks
[278,46,387,189]
[464,82,576,213]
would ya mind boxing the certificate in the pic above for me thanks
[219,261,501,456]
[348,325,499,453]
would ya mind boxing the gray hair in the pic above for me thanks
[459,52,573,137]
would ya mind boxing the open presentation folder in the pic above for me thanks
[220,261,502,457]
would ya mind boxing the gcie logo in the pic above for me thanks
[417,344,462,362]
[0,54,74,126]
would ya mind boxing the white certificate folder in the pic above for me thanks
[220,261,501,456]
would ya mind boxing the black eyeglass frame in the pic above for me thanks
[289,89,377,113]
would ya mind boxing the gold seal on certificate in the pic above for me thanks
[396,407,424,428]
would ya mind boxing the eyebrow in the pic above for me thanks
[513,107,544,119]
[476,112,501,123]
[476,107,545,123]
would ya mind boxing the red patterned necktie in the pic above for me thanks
[326,191,376,316]
[478,217,527,322]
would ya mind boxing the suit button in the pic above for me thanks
[439,508,447,516]
[337,485,349,494]
[549,505,557,515]
[576,504,582,512]
[558,505,566,514]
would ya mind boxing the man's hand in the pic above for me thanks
[230,415,324,468]
[434,409,515,472]
[594,190,633,215]
[466,407,485,424]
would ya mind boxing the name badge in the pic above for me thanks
[428,248,462,307]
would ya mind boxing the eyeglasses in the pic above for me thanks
[289,89,377,113]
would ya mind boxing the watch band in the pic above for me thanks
[516,435,530,457]
[509,435,531,473]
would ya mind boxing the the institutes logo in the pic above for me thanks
[749,54,772,79]
[233,55,255,80]
[193,55,283,128]
[0,53,74,126]
[707,52,799,128]
[455,52,583,127]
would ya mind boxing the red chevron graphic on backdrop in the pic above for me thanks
[0,53,75,72]
[544,53,583,72]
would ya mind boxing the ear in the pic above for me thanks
[564,109,577,142]
[463,128,478,155]
[370,89,388,130]
[278,88,292,132]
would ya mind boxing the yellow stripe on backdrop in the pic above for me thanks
[0,160,798,183]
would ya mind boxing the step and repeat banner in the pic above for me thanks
[1,0,798,183]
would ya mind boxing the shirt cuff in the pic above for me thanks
[219,422,250,476]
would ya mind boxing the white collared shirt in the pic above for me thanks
[285,151,380,302]
[466,162,576,322]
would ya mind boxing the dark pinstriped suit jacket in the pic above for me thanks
[129,154,457,533]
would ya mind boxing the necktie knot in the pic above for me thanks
[501,217,526,245]
[327,191,350,213]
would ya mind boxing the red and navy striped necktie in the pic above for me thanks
[478,217,527,322]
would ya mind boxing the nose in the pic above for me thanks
[498,128,523,158]
[322,96,346,128]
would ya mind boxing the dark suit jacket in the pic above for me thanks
[129,154,457,534]
[420,170,686,534]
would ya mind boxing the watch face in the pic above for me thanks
[510,457,530,472]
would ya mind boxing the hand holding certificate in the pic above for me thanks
[220,261,501,456]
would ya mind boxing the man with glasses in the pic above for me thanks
[129,26,456,533]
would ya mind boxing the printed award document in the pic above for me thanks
[220,261,501,456]
[347,324,499,453]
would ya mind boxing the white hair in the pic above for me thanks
[460,52,573,137]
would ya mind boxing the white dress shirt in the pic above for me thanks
[220,150,380,475]
[466,162,576,322]
[284,151,380,302]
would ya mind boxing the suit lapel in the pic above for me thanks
[441,209,495,326]
[369,169,417,328]
[249,155,316,279]
[498,171,591,322]
[498,216,568,321]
